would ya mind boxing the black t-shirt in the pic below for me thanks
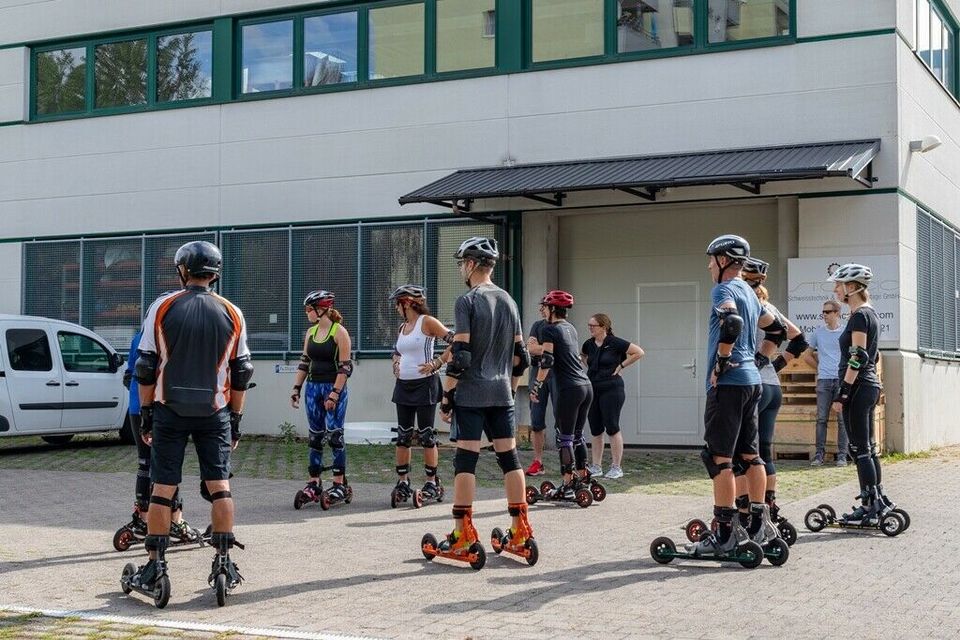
[838,306,881,388]
[540,320,590,390]
[582,334,631,383]
[528,319,549,368]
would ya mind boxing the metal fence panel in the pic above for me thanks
[23,240,81,325]
[222,229,290,353]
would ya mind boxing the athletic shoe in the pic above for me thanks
[810,454,824,467]
[525,460,544,476]
[835,455,848,467]
[685,531,738,558]
[604,465,624,479]
[586,463,603,476]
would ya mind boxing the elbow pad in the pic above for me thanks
[539,352,555,370]
[297,353,310,373]
[760,313,787,347]
[446,342,472,379]
[716,309,743,345]
[847,346,870,370]
[229,355,255,391]
[337,360,354,377]
[785,334,809,358]
[772,355,788,372]
[134,351,159,385]
[512,341,530,377]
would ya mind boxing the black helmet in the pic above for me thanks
[389,284,426,302]
[175,241,222,278]
[454,236,499,263]
[303,290,335,309]
[743,257,769,277]
[706,235,750,261]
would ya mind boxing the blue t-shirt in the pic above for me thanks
[808,324,845,380]
[126,330,142,415]
[707,278,762,390]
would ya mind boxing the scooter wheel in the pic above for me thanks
[154,575,171,609]
[490,527,504,554]
[344,486,353,504]
[738,541,764,569]
[525,486,539,505]
[649,537,676,565]
[575,488,593,508]
[804,508,827,532]
[412,490,423,509]
[539,480,555,496]
[390,489,399,509]
[524,538,539,567]
[892,508,911,531]
[591,482,607,502]
[113,528,134,552]
[421,533,437,560]
[765,538,790,566]
[880,512,905,537]
[685,519,709,543]
[468,542,486,570]
[215,573,227,607]
[320,492,332,511]
[120,563,136,594]
[777,520,798,546]
[436,485,445,502]
[294,490,305,510]
[816,504,836,521]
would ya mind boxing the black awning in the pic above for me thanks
[398,139,880,209]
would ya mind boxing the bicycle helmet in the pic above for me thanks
[174,241,222,277]
[827,263,873,287]
[454,236,499,263]
[303,290,335,309]
[542,290,575,309]
[743,257,769,277]
[389,284,427,302]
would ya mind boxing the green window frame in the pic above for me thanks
[916,0,959,98]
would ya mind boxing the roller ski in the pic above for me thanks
[421,506,487,570]
[525,472,606,508]
[113,505,204,552]
[681,508,788,565]
[684,501,797,548]
[804,487,907,537]
[490,502,539,566]
[294,465,353,510]
[206,532,245,607]
[390,478,417,508]
[120,536,172,609]
[651,520,765,569]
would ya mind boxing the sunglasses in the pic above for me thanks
[822,310,837,314]
[587,323,600,328]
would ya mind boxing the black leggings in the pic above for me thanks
[555,384,593,472]
[396,404,436,430]
[588,379,625,436]
[758,384,782,476]
[130,414,151,510]
[841,384,882,489]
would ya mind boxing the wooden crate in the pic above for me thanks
[773,358,885,461]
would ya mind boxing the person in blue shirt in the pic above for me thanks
[688,235,787,559]
[802,299,849,466]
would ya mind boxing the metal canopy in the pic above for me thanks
[398,139,881,210]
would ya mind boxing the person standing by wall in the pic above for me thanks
[802,299,849,466]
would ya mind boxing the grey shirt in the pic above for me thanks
[453,283,521,407]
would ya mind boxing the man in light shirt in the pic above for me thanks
[802,299,848,466]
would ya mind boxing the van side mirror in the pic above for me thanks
[110,352,125,372]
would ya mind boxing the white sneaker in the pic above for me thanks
[604,465,624,479]
[586,463,603,476]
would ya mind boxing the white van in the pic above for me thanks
[0,314,129,445]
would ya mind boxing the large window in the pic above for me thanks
[436,0,496,72]
[35,47,86,115]
[241,20,294,93]
[618,1,695,53]
[157,30,213,102]
[369,3,425,79]
[917,208,960,357]
[531,0,605,63]
[304,12,359,86]
[22,219,507,355]
[917,0,958,95]
[94,39,147,108]
[6,329,53,372]
[58,332,112,373]
[707,0,790,43]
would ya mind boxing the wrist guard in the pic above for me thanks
[714,355,732,377]
[772,355,788,372]
[754,352,770,370]
[440,388,456,414]
[140,405,154,436]
[530,380,544,397]
[229,411,242,442]
[833,381,853,406]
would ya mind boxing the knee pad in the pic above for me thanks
[394,424,414,448]
[747,456,765,468]
[208,490,232,502]
[453,448,480,476]
[144,534,169,556]
[735,494,750,510]
[495,448,522,474]
[309,430,326,452]
[150,494,175,509]
[396,464,410,476]
[731,456,748,477]
[417,426,438,449]
[700,448,733,479]
[328,429,345,451]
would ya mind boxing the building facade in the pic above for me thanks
[0,0,957,452]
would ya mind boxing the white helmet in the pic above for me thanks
[828,263,872,287]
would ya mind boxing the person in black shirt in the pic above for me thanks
[530,290,593,499]
[828,263,888,523]
[581,313,644,479]
[524,298,554,477]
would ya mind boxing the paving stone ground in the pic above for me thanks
[1,449,957,640]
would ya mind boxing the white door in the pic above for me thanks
[636,283,702,446]
[55,330,125,429]
[1,323,63,432]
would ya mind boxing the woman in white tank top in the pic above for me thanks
[388,285,454,508]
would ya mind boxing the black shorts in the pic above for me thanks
[150,403,232,485]
[454,405,515,442]
[392,375,442,406]
[703,384,762,458]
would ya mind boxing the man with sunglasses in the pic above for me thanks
[802,300,849,466]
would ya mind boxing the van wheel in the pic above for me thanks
[118,415,135,444]
[41,435,74,445]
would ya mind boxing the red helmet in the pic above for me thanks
[303,290,335,309]
[542,290,574,309]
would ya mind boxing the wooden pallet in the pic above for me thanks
[773,358,885,461]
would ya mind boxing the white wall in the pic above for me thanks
[0,47,24,122]
[798,0,896,38]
